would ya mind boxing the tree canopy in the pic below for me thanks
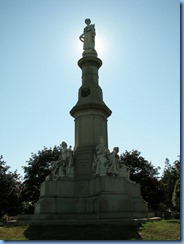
[160,158,180,211]
[20,146,61,211]
[120,150,163,211]
[0,155,21,218]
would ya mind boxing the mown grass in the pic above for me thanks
[138,219,180,240]
[0,225,28,240]
[0,219,180,240]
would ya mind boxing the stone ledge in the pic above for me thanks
[78,56,102,69]
[70,102,112,118]
[16,216,160,226]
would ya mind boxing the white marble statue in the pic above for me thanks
[79,18,96,51]
[92,139,131,179]
[92,136,109,176]
[46,142,74,180]
[118,163,131,180]
[66,145,74,177]
[108,147,131,179]
[108,147,120,175]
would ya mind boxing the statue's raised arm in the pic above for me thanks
[79,18,96,51]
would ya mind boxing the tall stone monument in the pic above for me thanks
[19,19,149,225]
[70,18,111,179]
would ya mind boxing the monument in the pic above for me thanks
[18,19,149,225]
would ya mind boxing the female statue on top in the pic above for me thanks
[79,18,96,52]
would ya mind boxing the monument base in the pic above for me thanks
[34,176,148,215]
[18,175,151,225]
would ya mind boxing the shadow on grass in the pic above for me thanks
[166,220,180,224]
[24,224,142,240]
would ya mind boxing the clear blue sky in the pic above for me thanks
[0,0,180,178]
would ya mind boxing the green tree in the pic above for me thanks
[160,158,180,211]
[120,150,163,211]
[20,146,61,212]
[0,155,21,218]
[172,178,180,211]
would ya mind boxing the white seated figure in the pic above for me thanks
[108,147,120,176]
[93,136,110,176]
[57,142,74,179]
[46,141,74,180]
[118,161,131,180]
[51,160,62,179]
[108,147,131,179]
[66,146,74,177]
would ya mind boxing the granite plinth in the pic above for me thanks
[31,176,148,219]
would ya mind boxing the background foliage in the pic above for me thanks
[20,146,61,213]
[0,156,22,218]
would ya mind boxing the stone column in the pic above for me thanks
[70,54,111,179]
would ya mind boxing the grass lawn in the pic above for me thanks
[0,225,28,241]
[138,219,180,240]
[0,219,180,240]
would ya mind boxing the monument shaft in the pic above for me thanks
[70,55,111,178]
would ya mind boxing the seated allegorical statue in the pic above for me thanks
[46,141,74,180]
[92,139,131,179]
[92,136,110,176]
[108,147,120,175]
